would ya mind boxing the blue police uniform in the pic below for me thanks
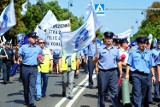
[127,37,155,107]
[19,43,43,105]
[152,47,160,100]
[88,40,102,88]
[1,42,14,84]
[97,32,120,107]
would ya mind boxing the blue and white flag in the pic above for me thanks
[21,1,28,16]
[61,8,97,55]
[16,33,28,46]
[0,0,16,36]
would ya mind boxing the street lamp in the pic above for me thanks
[131,26,134,35]
[135,19,138,30]
[36,0,44,16]
[68,2,73,11]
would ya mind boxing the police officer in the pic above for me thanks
[1,41,15,84]
[152,38,160,101]
[18,32,44,107]
[93,31,122,107]
[125,36,156,107]
[87,34,101,89]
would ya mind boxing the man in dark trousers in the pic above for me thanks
[18,32,44,107]
[1,42,15,84]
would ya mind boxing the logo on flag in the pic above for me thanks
[95,4,105,16]
[75,28,89,49]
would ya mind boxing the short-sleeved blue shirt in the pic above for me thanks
[97,45,120,70]
[18,44,44,66]
[127,48,155,74]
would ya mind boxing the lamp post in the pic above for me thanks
[135,19,138,30]
[68,1,73,11]
[36,0,44,16]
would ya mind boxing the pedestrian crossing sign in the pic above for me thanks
[95,4,105,16]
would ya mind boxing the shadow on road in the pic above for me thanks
[49,94,63,98]
[6,99,24,105]
[8,90,23,96]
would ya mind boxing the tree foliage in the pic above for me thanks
[134,1,160,40]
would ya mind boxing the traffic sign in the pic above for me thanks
[95,4,105,16]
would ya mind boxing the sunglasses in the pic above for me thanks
[39,42,45,44]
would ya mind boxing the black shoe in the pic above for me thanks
[153,97,160,102]
[74,74,79,79]
[28,104,36,107]
[87,85,93,89]
[42,95,46,98]
[3,81,7,85]
[35,98,41,101]
[68,96,73,100]
[62,92,66,97]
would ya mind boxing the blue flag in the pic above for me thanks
[16,33,28,46]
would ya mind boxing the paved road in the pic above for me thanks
[0,69,159,107]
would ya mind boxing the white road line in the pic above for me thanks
[55,74,89,107]
[66,74,97,107]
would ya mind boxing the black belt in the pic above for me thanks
[133,70,149,76]
[99,68,117,72]
[22,64,37,67]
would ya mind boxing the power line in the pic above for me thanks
[105,8,160,11]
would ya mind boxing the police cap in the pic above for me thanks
[120,38,128,44]
[115,38,121,44]
[136,37,147,44]
[27,31,37,38]
[103,31,114,38]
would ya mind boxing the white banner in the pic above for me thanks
[117,29,132,39]
[39,10,57,31]
[45,20,71,50]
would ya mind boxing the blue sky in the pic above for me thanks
[31,0,157,35]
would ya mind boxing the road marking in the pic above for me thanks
[55,74,89,107]
[66,74,96,107]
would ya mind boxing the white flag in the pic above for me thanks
[0,0,16,36]
[21,1,28,16]
[153,37,157,48]
[148,34,153,45]
[61,9,95,56]
[39,10,57,31]
[1,36,6,44]
[86,1,101,31]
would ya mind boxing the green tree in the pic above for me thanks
[134,1,160,40]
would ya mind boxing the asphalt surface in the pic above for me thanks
[0,69,159,107]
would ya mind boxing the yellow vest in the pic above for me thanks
[38,48,51,73]
[61,53,76,71]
